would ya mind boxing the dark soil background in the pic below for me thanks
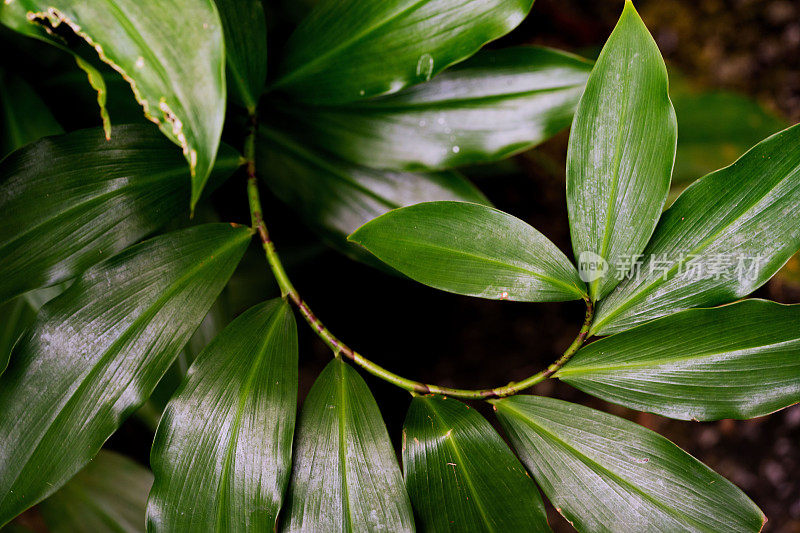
[5,0,799,531]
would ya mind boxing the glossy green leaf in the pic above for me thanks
[592,122,800,335]
[0,124,241,305]
[274,47,590,170]
[0,68,63,158]
[0,285,65,375]
[404,395,550,532]
[350,201,586,301]
[148,299,298,531]
[283,358,413,532]
[1,0,227,208]
[256,126,489,263]
[494,396,765,533]
[566,1,677,301]
[273,0,535,104]
[559,300,800,421]
[39,451,152,533]
[0,299,35,376]
[671,79,787,184]
[215,0,267,110]
[0,223,251,526]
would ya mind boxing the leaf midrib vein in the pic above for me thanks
[424,399,496,533]
[557,337,800,377]
[386,236,582,296]
[215,309,283,531]
[499,403,720,532]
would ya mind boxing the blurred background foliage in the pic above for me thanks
[2,0,799,531]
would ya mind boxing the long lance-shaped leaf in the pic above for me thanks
[592,121,800,335]
[403,395,551,532]
[214,0,267,111]
[350,201,587,302]
[147,299,298,532]
[566,1,677,301]
[0,125,241,305]
[38,451,153,533]
[274,47,590,171]
[0,0,227,208]
[0,68,63,158]
[283,358,414,532]
[273,0,535,104]
[557,300,800,421]
[0,223,251,526]
[494,396,765,533]
[256,126,489,264]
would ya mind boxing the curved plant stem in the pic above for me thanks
[244,116,594,400]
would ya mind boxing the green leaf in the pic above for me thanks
[74,56,112,139]
[592,122,800,335]
[559,299,800,421]
[273,46,590,170]
[256,126,489,264]
[566,1,677,301]
[283,358,413,532]
[273,0,535,104]
[403,395,550,532]
[1,0,227,208]
[0,286,66,376]
[350,201,586,302]
[0,124,241,305]
[670,79,788,185]
[0,299,35,376]
[38,451,152,533]
[148,299,298,531]
[215,0,267,110]
[0,68,63,158]
[494,396,765,533]
[0,223,251,526]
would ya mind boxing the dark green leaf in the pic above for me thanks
[215,0,267,110]
[1,0,227,208]
[147,299,297,531]
[592,122,800,335]
[0,223,251,526]
[274,47,590,170]
[350,201,586,302]
[559,299,800,421]
[0,286,65,375]
[0,68,63,158]
[566,1,677,301]
[283,358,413,532]
[670,77,787,184]
[494,396,765,533]
[273,0,534,104]
[404,395,550,532]
[0,124,241,304]
[256,126,488,263]
[0,299,34,376]
[39,451,152,533]
[0,11,111,137]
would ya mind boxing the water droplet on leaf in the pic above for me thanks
[416,53,434,81]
